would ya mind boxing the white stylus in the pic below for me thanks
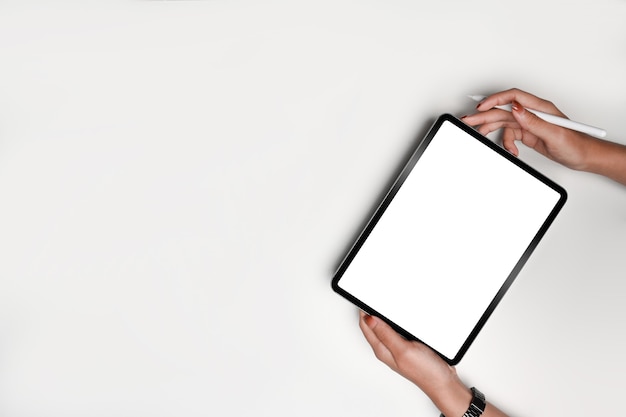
[468,95,607,139]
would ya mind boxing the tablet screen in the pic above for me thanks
[332,114,566,364]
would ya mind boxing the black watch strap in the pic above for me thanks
[439,387,486,417]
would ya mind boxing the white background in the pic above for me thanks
[0,1,625,416]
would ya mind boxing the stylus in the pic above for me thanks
[468,95,607,139]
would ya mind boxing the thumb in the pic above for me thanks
[511,100,563,140]
[365,315,408,353]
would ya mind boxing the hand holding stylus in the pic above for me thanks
[467,94,606,139]
[462,88,626,186]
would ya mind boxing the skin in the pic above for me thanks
[462,88,626,186]
[359,312,508,417]
[358,88,625,416]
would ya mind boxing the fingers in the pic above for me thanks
[510,100,565,147]
[501,127,520,156]
[461,109,522,153]
[461,108,521,137]
[462,108,515,127]
[358,312,460,394]
[359,311,397,370]
[359,312,412,365]
[462,89,567,157]
[476,88,566,117]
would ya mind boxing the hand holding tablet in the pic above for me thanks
[332,114,567,365]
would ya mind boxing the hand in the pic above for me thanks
[462,88,626,185]
[461,88,595,170]
[359,311,510,417]
[358,311,471,416]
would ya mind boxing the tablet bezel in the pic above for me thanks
[331,113,567,365]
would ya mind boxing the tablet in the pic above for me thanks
[332,114,567,365]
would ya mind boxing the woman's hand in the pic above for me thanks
[462,88,626,186]
[461,88,592,169]
[359,311,510,417]
[358,311,471,417]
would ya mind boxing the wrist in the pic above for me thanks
[428,377,472,417]
[580,138,626,185]
[577,136,606,173]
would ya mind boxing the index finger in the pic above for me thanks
[476,88,566,117]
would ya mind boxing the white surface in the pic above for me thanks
[338,120,562,361]
[0,1,625,416]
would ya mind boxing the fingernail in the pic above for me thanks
[511,100,522,112]
[364,315,377,329]
[460,115,468,119]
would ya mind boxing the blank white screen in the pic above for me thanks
[338,120,561,360]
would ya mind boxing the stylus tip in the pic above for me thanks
[467,95,486,102]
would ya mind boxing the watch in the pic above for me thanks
[440,387,486,417]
